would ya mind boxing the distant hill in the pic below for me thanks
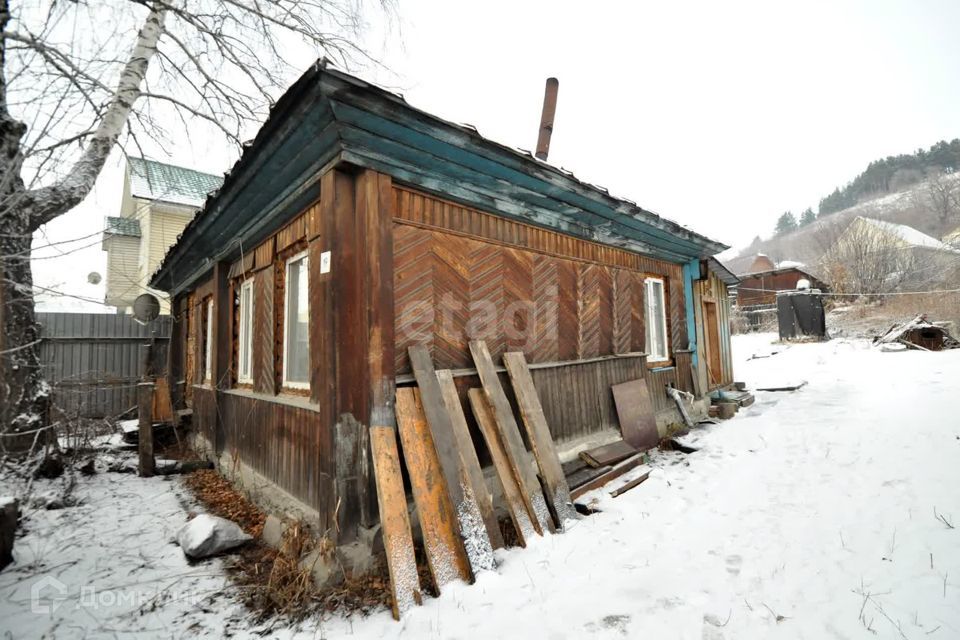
[817,139,960,216]
[727,171,960,276]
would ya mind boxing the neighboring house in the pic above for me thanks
[149,63,733,552]
[943,227,960,248]
[722,253,826,307]
[102,158,222,312]
[822,216,959,293]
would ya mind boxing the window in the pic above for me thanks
[204,299,214,383]
[644,278,669,362]
[282,251,310,388]
[237,280,254,384]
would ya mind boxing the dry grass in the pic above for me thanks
[183,469,266,538]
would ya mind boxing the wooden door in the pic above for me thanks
[704,301,722,386]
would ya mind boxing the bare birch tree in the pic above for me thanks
[0,0,388,440]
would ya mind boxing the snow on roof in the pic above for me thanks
[856,216,959,253]
[776,260,805,269]
[104,216,141,237]
[127,157,223,208]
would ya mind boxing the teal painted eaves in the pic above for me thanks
[152,62,728,294]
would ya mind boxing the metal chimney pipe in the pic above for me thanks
[535,77,559,161]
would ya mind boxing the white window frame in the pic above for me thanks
[237,279,254,384]
[282,250,310,389]
[644,277,670,363]
[204,299,214,383]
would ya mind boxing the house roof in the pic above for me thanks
[739,265,827,286]
[104,216,141,237]
[128,157,223,208]
[150,60,729,294]
[941,226,960,245]
[706,258,740,287]
[855,216,959,253]
[721,254,760,276]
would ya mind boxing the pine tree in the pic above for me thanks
[774,211,798,235]
[799,208,816,226]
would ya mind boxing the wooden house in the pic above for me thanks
[150,62,734,546]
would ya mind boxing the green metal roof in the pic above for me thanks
[104,216,141,237]
[152,61,729,294]
[128,157,223,208]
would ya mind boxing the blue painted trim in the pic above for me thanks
[682,260,699,367]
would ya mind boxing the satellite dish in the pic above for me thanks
[87,271,102,285]
[133,293,161,323]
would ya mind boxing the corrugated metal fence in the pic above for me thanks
[37,313,172,418]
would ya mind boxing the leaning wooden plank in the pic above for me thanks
[502,351,576,529]
[369,426,422,620]
[609,467,652,498]
[468,388,536,547]
[408,347,495,573]
[579,440,638,468]
[469,341,554,535]
[611,378,659,451]
[570,454,645,501]
[436,369,505,550]
[395,388,472,589]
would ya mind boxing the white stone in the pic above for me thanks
[175,514,251,559]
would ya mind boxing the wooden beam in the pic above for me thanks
[394,388,472,589]
[571,455,646,501]
[467,388,534,547]
[501,351,576,529]
[468,340,553,534]
[137,381,155,478]
[436,369,504,550]
[369,425,421,620]
[408,347,494,574]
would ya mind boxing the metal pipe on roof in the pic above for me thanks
[535,77,559,161]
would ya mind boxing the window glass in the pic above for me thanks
[204,300,213,382]
[644,279,669,361]
[284,253,310,386]
[237,280,253,383]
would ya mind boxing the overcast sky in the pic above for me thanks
[33,0,960,310]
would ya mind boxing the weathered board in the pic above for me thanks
[571,455,646,501]
[469,340,554,534]
[611,378,660,451]
[436,369,504,550]
[609,468,652,498]
[468,388,535,547]
[502,351,576,529]
[369,426,422,620]
[408,346,494,574]
[566,464,613,490]
[579,440,638,468]
[394,387,472,588]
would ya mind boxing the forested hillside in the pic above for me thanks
[817,139,960,216]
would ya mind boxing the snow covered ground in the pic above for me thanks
[2,334,959,638]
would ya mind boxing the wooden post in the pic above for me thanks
[138,381,155,477]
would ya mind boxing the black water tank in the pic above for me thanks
[777,291,826,340]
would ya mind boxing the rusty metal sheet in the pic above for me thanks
[611,378,660,451]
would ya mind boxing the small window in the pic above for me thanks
[237,280,254,384]
[282,251,310,388]
[204,299,214,383]
[644,278,669,362]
